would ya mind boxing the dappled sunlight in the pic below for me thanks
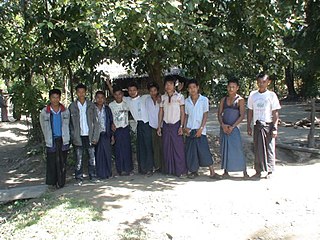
[5,176,44,187]
[0,121,29,145]
[0,134,27,145]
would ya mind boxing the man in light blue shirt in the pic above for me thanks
[184,79,221,179]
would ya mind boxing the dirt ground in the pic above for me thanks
[0,103,320,240]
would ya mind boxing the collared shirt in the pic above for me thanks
[247,90,281,125]
[77,100,89,136]
[123,95,149,123]
[96,105,106,132]
[145,96,160,129]
[185,94,209,135]
[160,91,184,124]
[109,100,129,128]
[51,106,62,137]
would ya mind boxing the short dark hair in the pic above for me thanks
[175,75,186,84]
[256,72,269,81]
[75,83,87,91]
[187,79,199,87]
[147,82,159,91]
[164,75,176,86]
[227,77,239,86]
[127,81,139,90]
[49,89,61,97]
[113,86,123,94]
[95,90,105,97]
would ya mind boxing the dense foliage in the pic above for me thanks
[0,0,319,141]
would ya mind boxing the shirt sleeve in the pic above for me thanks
[123,96,130,102]
[141,94,149,102]
[271,92,281,110]
[247,92,253,110]
[179,94,185,106]
[203,97,209,113]
[122,102,129,111]
[159,95,164,108]
[185,100,189,115]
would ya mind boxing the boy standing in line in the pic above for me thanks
[145,82,163,173]
[109,86,134,176]
[106,79,153,175]
[40,89,70,188]
[184,79,221,179]
[218,78,248,178]
[69,83,100,185]
[157,76,187,177]
[247,73,281,179]
[94,91,113,179]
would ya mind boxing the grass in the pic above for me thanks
[0,193,103,240]
[120,225,147,240]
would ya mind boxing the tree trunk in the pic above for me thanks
[284,62,297,100]
[148,60,164,93]
[67,61,74,101]
[64,73,69,106]
[308,98,316,148]
[25,71,42,143]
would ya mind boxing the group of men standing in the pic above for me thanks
[39,73,281,189]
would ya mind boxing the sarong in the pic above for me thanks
[253,120,276,173]
[220,127,246,172]
[151,128,164,172]
[46,137,67,187]
[95,132,112,179]
[186,130,213,173]
[137,121,154,173]
[162,121,187,176]
[114,126,133,174]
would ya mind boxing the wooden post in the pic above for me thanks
[308,98,316,148]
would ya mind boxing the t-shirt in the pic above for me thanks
[109,101,129,128]
[160,91,184,124]
[123,95,149,123]
[185,94,209,135]
[145,96,160,129]
[247,90,281,125]
[96,105,106,133]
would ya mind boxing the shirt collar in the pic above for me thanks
[77,100,87,107]
[46,104,65,113]
[96,104,105,112]
[165,91,178,97]
[50,106,61,114]
[187,94,202,103]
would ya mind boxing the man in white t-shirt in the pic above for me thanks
[109,86,133,176]
[106,79,154,175]
[247,73,281,179]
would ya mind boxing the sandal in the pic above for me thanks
[250,173,261,179]
[222,172,231,179]
[243,172,250,179]
[210,174,223,180]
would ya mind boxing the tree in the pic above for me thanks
[0,0,109,142]
[296,0,320,97]
[104,1,215,91]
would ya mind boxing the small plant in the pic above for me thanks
[120,225,147,240]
